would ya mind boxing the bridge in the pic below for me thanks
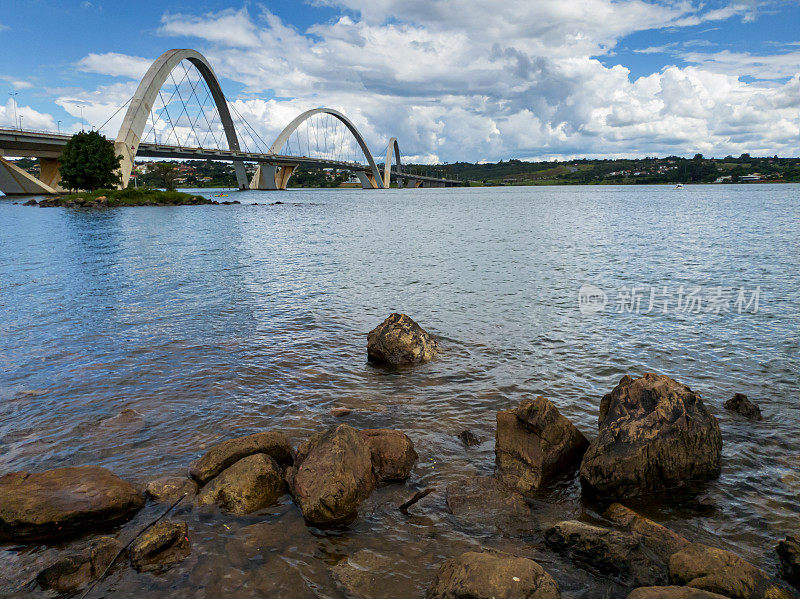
[0,49,461,195]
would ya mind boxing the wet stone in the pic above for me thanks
[724,393,763,420]
[130,519,190,573]
[36,536,121,594]
[331,549,394,599]
[189,430,294,485]
[145,476,198,503]
[196,453,286,515]
[367,313,439,366]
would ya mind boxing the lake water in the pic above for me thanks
[1,184,799,597]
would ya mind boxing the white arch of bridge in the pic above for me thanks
[113,48,248,190]
[383,137,402,188]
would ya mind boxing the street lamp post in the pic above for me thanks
[8,92,19,129]
[19,115,23,130]
[57,120,62,134]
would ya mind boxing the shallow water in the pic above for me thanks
[1,184,798,597]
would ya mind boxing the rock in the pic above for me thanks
[331,549,393,599]
[669,542,787,599]
[189,431,293,485]
[724,393,763,420]
[604,503,690,562]
[367,313,438,366]
[23,199,38,206]
[496,396,589,493]
[359,428,418,482]
[130,519,190,573]
[285,424,375,525]
[627,587,729,599]
[544,520,668,586]
[777,536,800,587]
[580,374,722,497]
[36,536,121,593]
[0,466,144,542]
[330,407,352,417]
[145,476,198,503]
[426,550,561,599]
[197,453,286,515]
[457,429,483,447]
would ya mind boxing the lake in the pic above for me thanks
[1,184,798,596]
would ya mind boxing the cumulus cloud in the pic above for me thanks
[77,52,153,79]
[0,98,56,130]
[61,1,800,161]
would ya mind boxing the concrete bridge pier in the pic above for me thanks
[250,163,298,190]
[39,158,63,190]
[355,170,380,189]
[0,156,58,195]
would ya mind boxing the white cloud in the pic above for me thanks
[61,1,800,160]
[0,98,56,130]
[0,23,8,32]
[0,75,34,90]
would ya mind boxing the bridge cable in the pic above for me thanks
[93,97,132,136]
[168,67,203,148]
[226,99,271,154]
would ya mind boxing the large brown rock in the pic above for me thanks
[426,550,561,599]
[496,396,589,493]
[285,424,376,525]
[189,431,293,485]
[359,428,418,482]
[36,536,121,594]
[777,536,800,587]
[604,503,690,562]
[580,374,722,497]
[197,453,286,515]
[627,588,729,599]
[367,313,438,366]
[146,476,198,503]
[0,466,144,542]
[669,543,790,599]
[130,519,190,573]
[544,520,668,587]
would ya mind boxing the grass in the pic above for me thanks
[57,187,210,206]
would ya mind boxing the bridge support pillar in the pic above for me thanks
[250,163,297,190]
[39,158,64,191]
[356,171,379,189]
[0,156,58,195]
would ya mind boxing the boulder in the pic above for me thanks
[544,520,668,586]
[496,396,589,493]
[627,587,729,599]
[36,536,120,594]
[457,429,483,447]
[669,542,790,599]
[130,519,190,573]
[145,476,198,503]
[197,453,286,515]
[359,428,418,482]
[426,550,561,599]
[331,549,394,599]
[0,466,144,542]
[331,407,352,417]
[367,313,438,366]
[724,393,763,420]
[604,503,690,562]
[776,536,800,587]
[285,424,375,525]
[580,374,722,497]
[189,431,293,485]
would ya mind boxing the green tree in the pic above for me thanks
[153,162,178,191]
[59,130,121,191]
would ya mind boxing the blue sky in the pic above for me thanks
[1,0,799,162]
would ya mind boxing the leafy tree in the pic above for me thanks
[153,162,178,191]
[59,131,121,191]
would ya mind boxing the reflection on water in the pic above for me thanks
[1,185,799,596]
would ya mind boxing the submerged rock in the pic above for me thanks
[285,424,375,525]
[604,503,690,562]
[777,536,800,587]
[580,374,722,497]
[445,475,531,533]
[145,476,198,503]
[545,520,668,587]
[457,429,484,447]
[0,466,144,542]
[331,549,394,599]
[724,393,763,420]
[36,536,121,594]
[130,519,190,573]
[359,428,418,482]
[189,431,293,485]
[197,453,286,515]
[426,550,561,599]
[627,587,728,599]
[669,542,790,599]
[496,396,589,494]
[330,407,352,417]
[367,313,438,366]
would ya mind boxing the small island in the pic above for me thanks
[25,188,239,208]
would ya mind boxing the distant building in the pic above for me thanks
[740,173,762,182]
[714,176,733,183]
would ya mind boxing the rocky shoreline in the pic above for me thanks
[0,314,795,598]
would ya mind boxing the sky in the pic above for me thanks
[1,0,799,163]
